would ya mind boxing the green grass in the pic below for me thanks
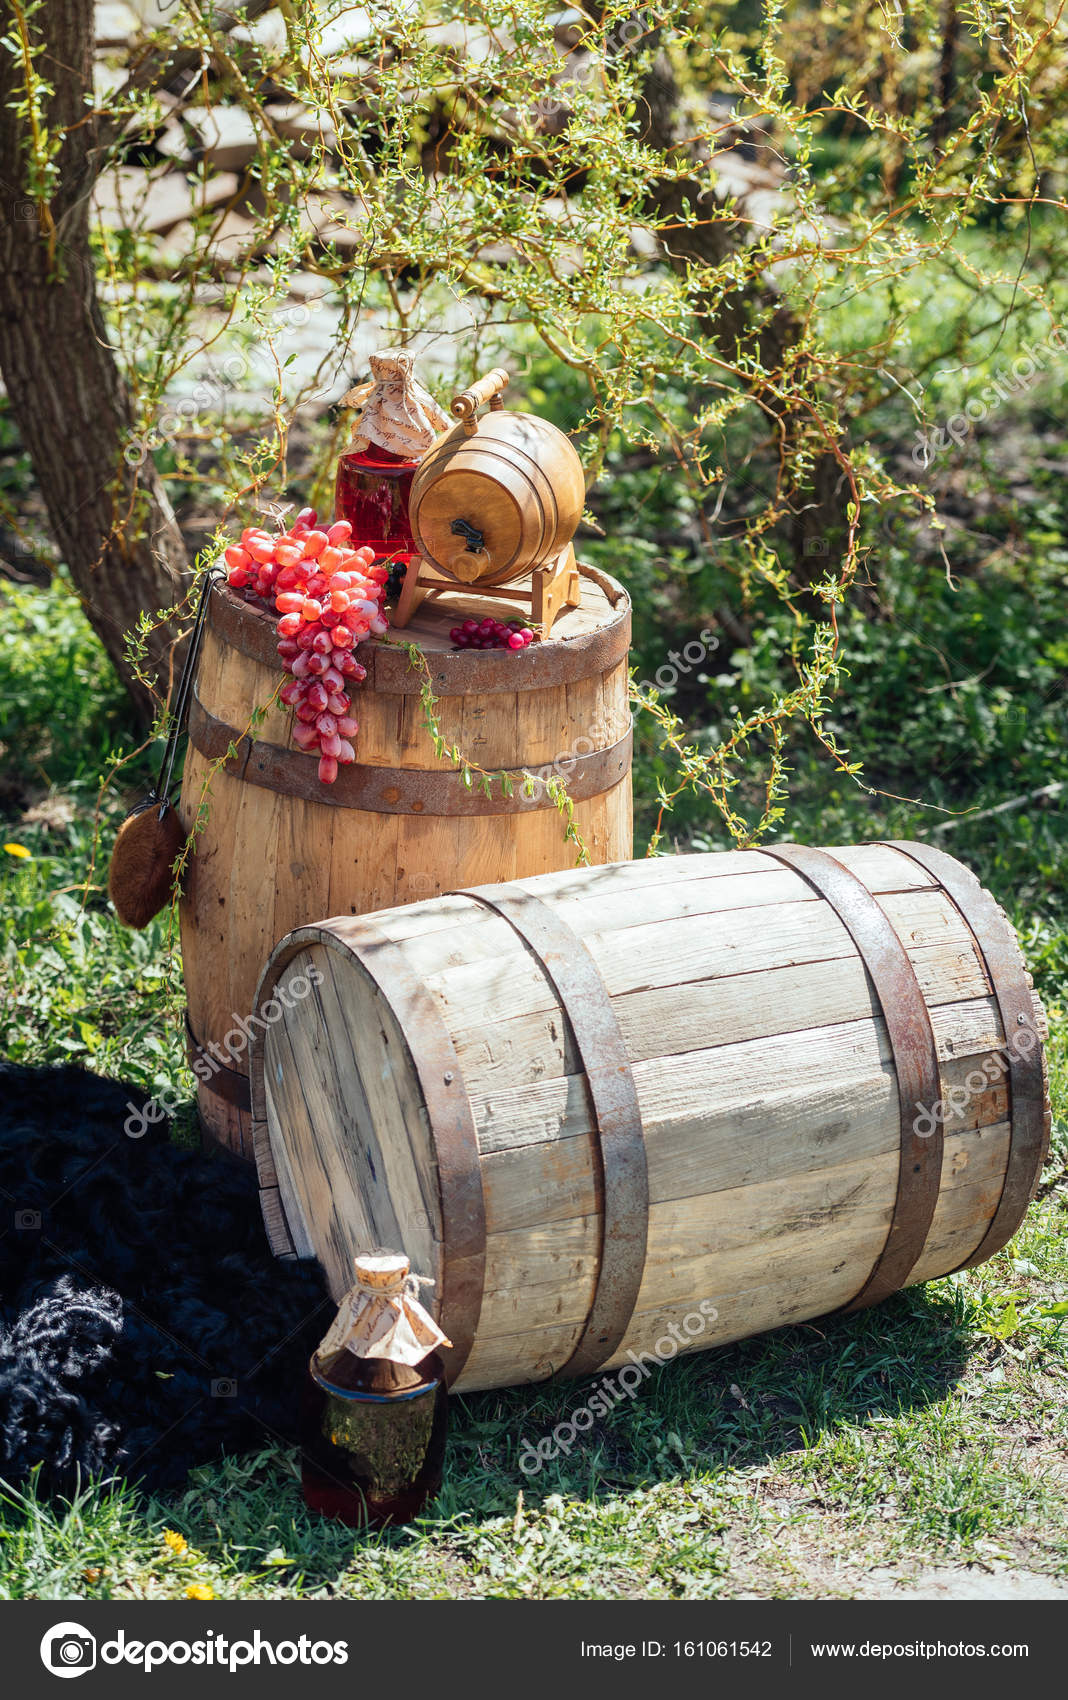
[1,1198,1065,1599]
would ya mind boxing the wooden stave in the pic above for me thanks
[250,842,1049,1393]
[759,842,944,1314]
[178,569,634,1153]
[457,881,649,1379]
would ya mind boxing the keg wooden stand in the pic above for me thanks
[249,842,1050,1392]
[178,566,633,1156]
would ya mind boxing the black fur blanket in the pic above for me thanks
[0,1064,330,1497]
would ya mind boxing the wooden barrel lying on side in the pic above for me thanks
[248,842,1050,1393]
[177,565,632,1159]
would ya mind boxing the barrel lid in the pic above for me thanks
[209,563,630,695]
[410,412,581,582]
[413,464,528,581]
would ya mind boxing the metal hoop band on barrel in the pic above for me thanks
[456,882,649,1378]
[187,691,631,817]
[882,840,1049,1269]
[185,1013,252,1112]
[760,843,944,1311]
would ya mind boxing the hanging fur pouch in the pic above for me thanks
[107,569,221,930]
[108,794,187,929]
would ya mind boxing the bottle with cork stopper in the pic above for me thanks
[299,1251,451,1528]
[334,348,449,564]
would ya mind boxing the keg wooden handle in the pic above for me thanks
[451,367,509,430]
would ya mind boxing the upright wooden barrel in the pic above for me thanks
[178,565,632,1158]
[249,843,1049,1394]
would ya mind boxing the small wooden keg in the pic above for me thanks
[397,370,587,637]
[178,567,633,1157]
[249,843,1049,1393]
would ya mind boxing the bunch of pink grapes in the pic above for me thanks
[223,508,389,785]
[449,616,534,650]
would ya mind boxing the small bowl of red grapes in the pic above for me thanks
[450,617,535,652]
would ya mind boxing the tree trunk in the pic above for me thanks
[932,3,960,155]
[0,0,187,722]
[635,46,850,586]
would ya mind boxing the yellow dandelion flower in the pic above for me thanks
[185,1583,214,1601]
[162,1530,188,1554]
[3,843,31,859]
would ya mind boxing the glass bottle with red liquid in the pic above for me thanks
[300,1252,451,1529]
[334,443,418,560]
[335,349,449,569]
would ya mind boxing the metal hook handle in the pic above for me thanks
[450,517,485,553]
[154,566,224,809]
